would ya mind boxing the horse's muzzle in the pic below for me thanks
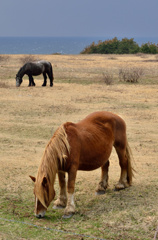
[35,211,46,218]
[16,82,20,87]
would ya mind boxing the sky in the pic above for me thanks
[0,0,158,38]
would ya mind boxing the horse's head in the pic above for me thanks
[30,175,55,218]
[16,75,23,87]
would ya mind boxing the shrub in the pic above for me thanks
[140,43,158,54]
[119,67,144,83]
[117,38,140,54]
[102,71,114,85]
[80,42,98,54]
[81,38,158,54]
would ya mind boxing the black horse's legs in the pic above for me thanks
[32,77,36,86]
[42,73,47,86]
[28,76,35,87]
[47,72,53,87]
[28,76,32,86]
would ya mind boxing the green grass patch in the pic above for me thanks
[1,183,157,240]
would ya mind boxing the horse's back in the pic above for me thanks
[64,111,126,170]
[67,111,126,145]
[77,111,126,133]
[24,61,52,75]
[81,111,124,124]
[37,60,51,66]
[82,111,127,148]
[25,60,51,68]
[65,111,126,141]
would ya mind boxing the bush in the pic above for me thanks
[140,43,158,54]
[81,38,120,54]
[81,38,158,54]
[119,67,144,83]
[117,38,140,54]
[102,71,114,85]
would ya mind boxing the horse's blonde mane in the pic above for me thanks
[36,124,70,185]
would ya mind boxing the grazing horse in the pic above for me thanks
[30,111,134,218]
[16,60,54,87]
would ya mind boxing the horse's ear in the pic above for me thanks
[29,175,36,182]
[42,177,47,187]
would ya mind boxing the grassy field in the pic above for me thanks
[0,54,158,240]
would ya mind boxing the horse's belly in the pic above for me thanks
[78,154,109,171]
[78,163,106,171]
[32,70,42,76]
[32,65,44,76]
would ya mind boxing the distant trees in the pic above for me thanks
[81,37,158,54]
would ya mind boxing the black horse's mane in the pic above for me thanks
[16,65,26,78]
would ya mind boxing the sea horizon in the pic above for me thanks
[0,36,158,55]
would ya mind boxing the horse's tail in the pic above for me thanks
[49,62,54,81]
[126,140,135,186]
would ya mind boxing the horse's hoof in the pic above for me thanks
[95,190,106,195]
[115,183,126,191]
[62,213,74,219]
[115,181,130,191]
[53,205,65,209]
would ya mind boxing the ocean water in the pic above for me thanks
[0,36,158,55]
[0,37,105,55]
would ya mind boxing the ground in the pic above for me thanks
[0,54,158,239]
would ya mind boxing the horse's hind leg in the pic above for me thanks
[96,160,110,195]
[115,146,129,190]
[48,73,53,87]
[42,73,47,86]
[47,66,53,87]
[53,172,67,209]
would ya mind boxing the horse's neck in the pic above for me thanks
[17,66,26,78]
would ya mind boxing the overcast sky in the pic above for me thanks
[0,0,158,38]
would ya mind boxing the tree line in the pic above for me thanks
[81,37,158,54]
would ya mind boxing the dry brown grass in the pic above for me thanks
[0,54,158,239]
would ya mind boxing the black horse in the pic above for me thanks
[16,60,54,87]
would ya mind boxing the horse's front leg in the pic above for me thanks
[63,168,77,218]
[28,75,35,86]
[96,160,109,195]
[53,171,67,209]
[42,73,47,86]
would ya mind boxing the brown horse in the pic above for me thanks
[30,111,134,218]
